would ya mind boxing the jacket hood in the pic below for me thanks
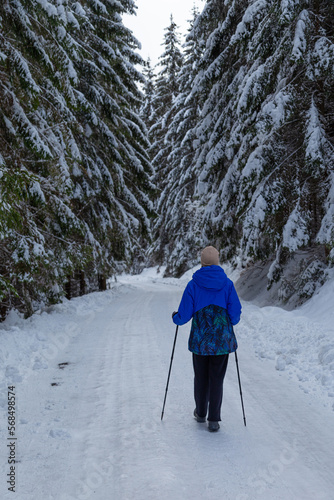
[192,265,228,291]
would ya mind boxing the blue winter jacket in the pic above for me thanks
[173,266,242,355]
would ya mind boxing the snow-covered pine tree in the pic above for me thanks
[148,14,184,265]
[155,0,334,305]
[141,58,156,132]
[68,0,155,273]
[151,7,205,275]
[149,15,183,201]
[0,0,154,317]
[0,0,87,316]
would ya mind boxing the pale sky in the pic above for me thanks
[123,0,204,67]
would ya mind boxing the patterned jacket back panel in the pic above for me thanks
[188,304,238,355]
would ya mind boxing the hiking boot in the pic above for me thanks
[193,409,206,423]
[208,421,220,432]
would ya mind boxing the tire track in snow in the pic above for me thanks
[108,286,183,499]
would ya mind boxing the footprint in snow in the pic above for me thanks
[5,365,22,382]
[49,429,71,440]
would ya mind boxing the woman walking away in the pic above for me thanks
[172,246,242,432]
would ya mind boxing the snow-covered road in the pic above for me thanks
[1,270,334,499]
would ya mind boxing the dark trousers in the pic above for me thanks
[192,353,229,422]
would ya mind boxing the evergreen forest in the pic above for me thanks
[1,0,334,317]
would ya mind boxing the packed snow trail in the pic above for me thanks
[1,272,334,499]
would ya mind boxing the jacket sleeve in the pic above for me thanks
[227,282,242,325]
[172,282,195,326]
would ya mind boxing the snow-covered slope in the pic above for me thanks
[0,268,333,499]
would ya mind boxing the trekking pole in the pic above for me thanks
[235,351,247,426]
[161,325,179,420]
